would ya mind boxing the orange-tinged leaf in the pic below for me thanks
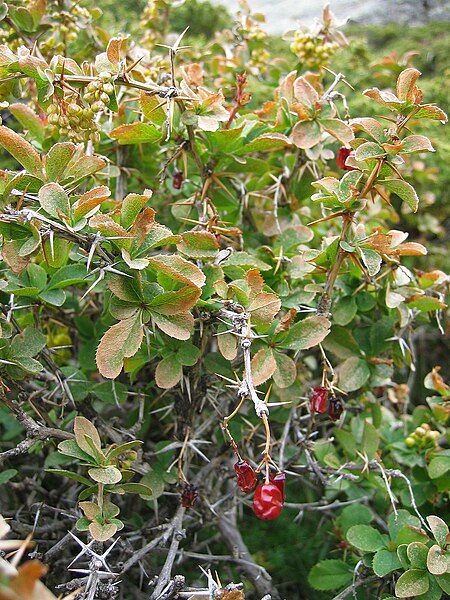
[152,312,194,340]
[177,231,219,259]
[273,352,297,388]
[10,560,48,600]
[89,214,132,249]
[89,521,117,542]
[72,185,110,220]
[396,242,427,256]
[155,356,182,389]
[122,192,153,230]
[0,126,43,178]
[44,142,77,182]
[245,268,264,298]
[96,314,143,379]
[292,120,321,149]
[110,122,161,145]
[149,286,201,315]
[396,68,421,102]
[148,255,205,289]
[248,292,281,324]
[74,416,102,456]
[251,347,276,386]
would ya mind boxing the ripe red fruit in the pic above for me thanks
[328,397,344,421]
[234,460,257,493]
[310,386,328,414]
[336,147,356,171]
[269,471,286,502]
[181,483,198,508]
[173,171,184,189]
[253,482,283,520]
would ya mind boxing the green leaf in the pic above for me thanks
[427,516,449,548]
[354,141,385,161]
[359,247,382,277]
[9,103,44,144]
[115,482,153,496]
[435,573,450,594]
[47,265,89,290]
[407,296,446,313]
[0,125,43,177]
[0,468,17,485]
[362,421,380,460]
[139,91,166,125]
[237,132,291,154]
[372,549,402,576]
[395,569,429,598]
[336,504,373,534]
[401,135,434,154]
[110,122,161,145]
[346,524,385,552]
[428,455,450,479]
[38,182,70,218]
[333,296,357,326]
[407,542,429,570]
[106,441,143,461]
[45,143,77,182]
[64,155,106,183]
[10,327,46,358]
[279,315,331,351]
[45,469,91,486]
[389,511,421,543]
[308,560,353,591]
[337,357,370,392]
[140,470,164,499]
[221,251,271,271]
[379,179,419,213]
[57,439,95,462]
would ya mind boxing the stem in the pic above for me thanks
[261,413,271,482]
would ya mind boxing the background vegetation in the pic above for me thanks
[0,1,448,599]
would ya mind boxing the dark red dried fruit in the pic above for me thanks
[337,147,356,171]
[328,397,344,421]
[173,171,184,189]
[310,386,328,414]
[234,460,257,493]
[181,483,198,508]
[269,471,286,502]
[253,482,283,520]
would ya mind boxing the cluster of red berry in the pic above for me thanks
[310,386,344,421]
[234,460,286,520]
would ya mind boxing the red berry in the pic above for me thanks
[234,460,257,493]
[269,471,286,502]
[173,171,184,189]
[310,386,328,414]
[181,483,198,508]
[253,482,283,520]
[328,397,344,421]
[337,147,356,171]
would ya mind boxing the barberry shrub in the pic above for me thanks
[0,2,448,599]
